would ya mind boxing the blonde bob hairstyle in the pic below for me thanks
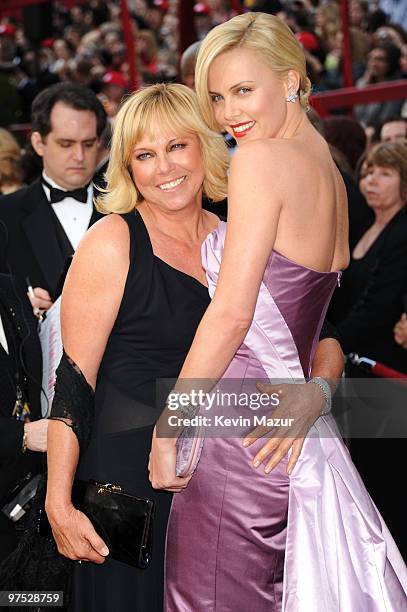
[195,12,312,132]
[96,83,229,214]
[365,140,407,203]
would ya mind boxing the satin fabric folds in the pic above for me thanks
[165,222,407,612]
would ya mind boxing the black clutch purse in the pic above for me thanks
[39,479,155,569]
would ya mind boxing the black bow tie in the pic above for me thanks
[42,179,89,204]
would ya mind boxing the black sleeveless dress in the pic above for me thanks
[69,210,210,611]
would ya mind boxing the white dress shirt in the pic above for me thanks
[42,172,93,251]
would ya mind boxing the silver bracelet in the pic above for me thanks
[165,391,198,419]
[307,377,331,416]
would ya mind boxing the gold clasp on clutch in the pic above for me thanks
[97,483,122,495]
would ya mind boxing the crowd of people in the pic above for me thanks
[0,0,406,127]
[0,2,406,611]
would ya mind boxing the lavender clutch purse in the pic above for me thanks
[175,425,205,478]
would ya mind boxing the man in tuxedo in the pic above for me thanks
[0,83,107,314]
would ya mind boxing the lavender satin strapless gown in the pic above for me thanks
[165,222,407,612]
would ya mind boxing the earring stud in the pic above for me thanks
[286,92,298,103]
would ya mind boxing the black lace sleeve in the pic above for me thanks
[49,350,95,455]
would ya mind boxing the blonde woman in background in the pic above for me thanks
[0,129,24,195]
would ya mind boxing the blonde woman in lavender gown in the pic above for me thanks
[149,12,407,611]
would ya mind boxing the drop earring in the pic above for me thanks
[286,92,298,103]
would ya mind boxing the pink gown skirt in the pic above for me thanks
[165,223,407,611]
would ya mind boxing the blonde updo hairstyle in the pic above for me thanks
[97,83,229,214]
[195,12,312,132]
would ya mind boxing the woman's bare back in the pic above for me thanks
[267,126,349,272]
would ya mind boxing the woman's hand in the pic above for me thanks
[45,502,109,564]
[394,313,407,349]
[243,381,326,475]
[148,427,191,492]
[25,419,48,452]
[27,286,53,318]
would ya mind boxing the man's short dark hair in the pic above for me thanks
[31,83,107,138]
[380,115,407,129]
[372,41,401,77]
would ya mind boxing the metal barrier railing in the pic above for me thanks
[311,80,407,117]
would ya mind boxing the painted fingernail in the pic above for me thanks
[243,439,249,447]
[253,460,260,467]
[287,467,292,475]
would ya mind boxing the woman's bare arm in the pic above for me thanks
[45,214,129,562]
[177,140,284,382]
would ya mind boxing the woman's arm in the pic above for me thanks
[178,140,283,381]
[45,214,129,563]
[150,141,282,489]
[0,416,48,462]
[243,336,344,475]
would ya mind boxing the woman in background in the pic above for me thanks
[330,140,407,560]
[330,140,407,373]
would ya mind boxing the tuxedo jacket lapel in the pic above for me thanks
[89,206,103,228]
[21,181,66,297]
[0,274,42,420]
[89,188,104,228]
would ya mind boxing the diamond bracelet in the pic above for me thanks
[307,377,331,416]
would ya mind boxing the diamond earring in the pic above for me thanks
[286,92,298,103]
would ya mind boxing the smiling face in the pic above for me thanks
[208,47,291,141]
[31,101,99,190]
[129,125,205,213]
[359,163,403,212]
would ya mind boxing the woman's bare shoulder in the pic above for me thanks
[74,213,129,264]
[233,138,289,165]
[84,212,129,246]
[66,213,130,294]
[61,214,132,386]
[231,137,320,177]
[230,139,289,189]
